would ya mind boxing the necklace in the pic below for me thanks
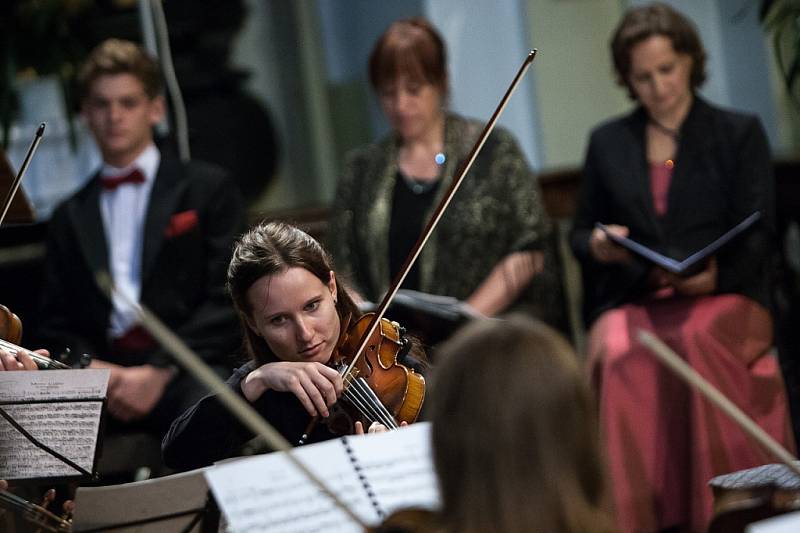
[401,173,440,194]
[648,117,681,141]
[397,151,446,194]
[648,117,680,169]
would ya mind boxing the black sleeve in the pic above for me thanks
[569,130,649,322]
[162,363,255,471]
[162,361,336,471]
[37,203,102,361]
[716,117,775,297]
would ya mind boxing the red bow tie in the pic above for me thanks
[101,168,146,191]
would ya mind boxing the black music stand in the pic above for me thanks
[372,289,482,349]
[72,468,220,533]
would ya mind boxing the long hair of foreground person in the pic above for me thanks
[429,315,613,533]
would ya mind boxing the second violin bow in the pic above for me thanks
[0,122,44,227]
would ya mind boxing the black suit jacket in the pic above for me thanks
[570,97,775,324]
[37,155,246,368]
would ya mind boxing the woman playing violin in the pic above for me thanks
[162,222,425,471]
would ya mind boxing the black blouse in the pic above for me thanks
[161,361,337,471]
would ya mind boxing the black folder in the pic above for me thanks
[595,211,761,276]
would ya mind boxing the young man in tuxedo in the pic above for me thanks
[37,39,245,445]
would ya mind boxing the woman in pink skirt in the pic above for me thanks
[569,3,795,532]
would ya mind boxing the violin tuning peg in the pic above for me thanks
[79,353,92,369]
[58,347,71,362]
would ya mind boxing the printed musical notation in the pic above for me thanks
[205,422,440,533]
[0,369,108,480]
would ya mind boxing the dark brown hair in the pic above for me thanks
[430,315,612,533]
[78,39,162,100]
[226,222,359,365]
[611,2,706,99]
[369,17,448,96]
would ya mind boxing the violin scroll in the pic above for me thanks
[0,304,22,345]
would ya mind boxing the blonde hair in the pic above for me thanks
[78,38,162,100]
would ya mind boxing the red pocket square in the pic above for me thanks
[165,210,199,238]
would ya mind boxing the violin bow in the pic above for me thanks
[342,50,539,382]
[637,329,800,477]
[0,123,44,227]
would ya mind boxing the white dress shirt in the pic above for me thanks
[99,144,160,340]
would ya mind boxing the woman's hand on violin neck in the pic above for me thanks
[0,347,43,371]
[242,361,343,417]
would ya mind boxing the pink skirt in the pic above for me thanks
[588,293,795,533]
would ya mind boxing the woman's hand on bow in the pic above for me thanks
[242,361,343,417]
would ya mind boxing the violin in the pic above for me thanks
[326,314,425,435]
[0,485,73,532]
[365,507,441,533]
[0,304,70,370]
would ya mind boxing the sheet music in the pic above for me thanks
[0,369,108,480]
[747,511,800,532]
[205,422,439,533]
[346,424,439,515]
[0,368,108,401]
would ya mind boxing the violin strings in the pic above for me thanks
[355,379,399,429]
[349,376,397,427]
[0,490,68,532]
[342,377,399,429]
[342,384,387,427]
[341,376,394,428]
[0,339,21,355]
[0,339,69,369]
[337,368,383,426]
[338,367,392,428]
